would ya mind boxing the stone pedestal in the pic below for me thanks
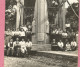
[32,0,49,44]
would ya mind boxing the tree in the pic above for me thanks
[66,2,79,32]
[66,3,79,22]
[5,0,17,30]
[6,0,16,9]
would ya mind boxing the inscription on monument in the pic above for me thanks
[38,33,44,41]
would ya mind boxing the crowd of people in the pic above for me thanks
[5,38,32,57]
[4,23,78,57]
[5,24,32,57]
[51,27,78,51]
[51,39,77,51]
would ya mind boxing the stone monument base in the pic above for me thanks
[32,33,50,44]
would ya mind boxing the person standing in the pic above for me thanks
[70,30,76,42]
[65,22,70,31]
[71,21,76,32]
[21,25,28,32]
[26,39,32,56]
[62,31,68,43]
[6,39,14,56]
[14,38,21,57]
[66,31,71,42]
[20,28,25,41]
[5,29,12,49]
[14,28,21,40]
[12,28,16,41]
[32,19,36,33]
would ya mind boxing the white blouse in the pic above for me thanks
[20,31,25,36]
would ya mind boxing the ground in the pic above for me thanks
[4,56,54,67]
[4,50,78,67]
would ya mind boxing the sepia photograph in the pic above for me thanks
[4,0,79,67]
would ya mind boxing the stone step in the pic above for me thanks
[31,44,51,51]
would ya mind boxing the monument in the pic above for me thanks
[15,0,66,44]
[32,0,49,44]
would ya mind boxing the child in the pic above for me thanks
[66,42,71,51]
[7,38,14,56]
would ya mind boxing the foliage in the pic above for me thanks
[5,0,17,30]
[66,3,79,22]
[5,0,16,23]
[6,0,16,9]
[66,2,79,31]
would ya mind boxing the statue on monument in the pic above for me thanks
[32,18,36,33]
[45,20,49,34]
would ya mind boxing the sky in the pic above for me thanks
[65,0,78,8]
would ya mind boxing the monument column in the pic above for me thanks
[32,0,49,44]
[20,0,24,25]
[16,0,24,30]
[62,4,66,31]
[57,0,66,31]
